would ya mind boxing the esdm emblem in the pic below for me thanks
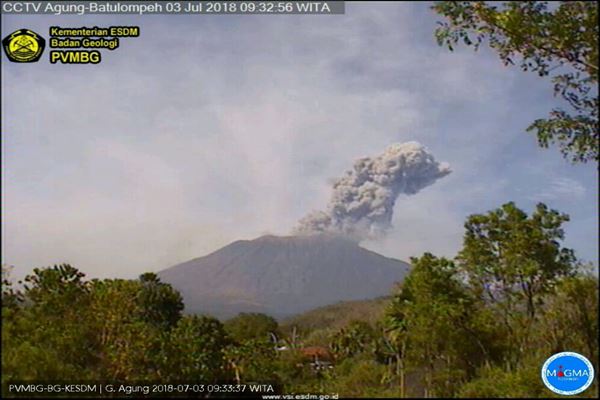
[2,29,46,63]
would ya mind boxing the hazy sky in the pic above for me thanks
[2,2,598,280]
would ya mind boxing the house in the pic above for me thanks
[299,346,334,370]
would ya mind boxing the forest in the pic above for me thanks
[2,202,598,398]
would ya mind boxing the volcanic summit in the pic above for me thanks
[158,234,409,318]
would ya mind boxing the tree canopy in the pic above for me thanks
[433,1,598,163]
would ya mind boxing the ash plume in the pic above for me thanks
[293,141,451,241]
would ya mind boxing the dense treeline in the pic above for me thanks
[2,202,598,398]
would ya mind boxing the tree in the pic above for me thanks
[380,299,409,398]
[330,320,377,360]
[326,357,394,398]
[374,202,592,398]
[456,362,548,398]
[21,264,89,311]
[386,253,477,398]
[1,264,22,311]
[137,272,183,329]
[459,202,576,316]
[224,312,279,343]
[1,266,235,387]
[2,267,183,383]
[433,1,598,163]
[457,202,577,368]
[539,274,599,364]
[2,265,95,383]
[161,315,232,382]
[87,278,164,380]
[225,339,278,384]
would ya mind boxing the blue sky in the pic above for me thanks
[2,2,598,280]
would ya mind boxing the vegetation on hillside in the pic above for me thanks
[280,296,391,336]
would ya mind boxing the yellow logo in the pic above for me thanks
[2,29,46,63]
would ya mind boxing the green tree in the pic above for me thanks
[458,202,575,318]
[538,274,599,364]
[1,264,22,311]
[137,272,183,329]
[161,315,232,382]
[377,202,593,398]
[457,362,549,398]
[87,278,164,380]
[326,356,395,398]
[21,264,89,311]
[225,339,278,384]
[2,265,237,388]
[3,267,184,383]
[433,1,598,163]
[224,312,279,343]
[330,320,377,360]
[457,202,577,368]
[380,299,409,398]
[2,265,95,384]
[274,348,316,392]
[386,253,478,398]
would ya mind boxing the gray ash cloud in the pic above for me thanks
[293,141,451,241]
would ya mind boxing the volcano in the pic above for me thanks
[158,234,410,319]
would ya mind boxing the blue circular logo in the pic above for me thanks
[541,352,595,395]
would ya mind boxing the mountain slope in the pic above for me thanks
[158,234,409,319]
[280,296,392,333]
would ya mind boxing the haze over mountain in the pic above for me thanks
[158,234,409,319]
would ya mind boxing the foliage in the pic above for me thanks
[1,266,191,389]
[537,274,599,364]
[274,348,316,389]
[160,315,232,382]
[330,320,377,360]
[433,1,599,163]
[456,362,549,398]
[458,202,575,318]
[224,312,279,343]
[280,297,390,335]
[225,339,278,384]
[87,278,164,380]
[137,272,184,329]
[303,327,336,347]
[456,202,577,369]
[2,265,96,383]
[1,265,22,310]
[325,357,395,398]
[382,202,594,398]
[386,253,479,397]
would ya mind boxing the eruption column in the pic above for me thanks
[293,141,451,241]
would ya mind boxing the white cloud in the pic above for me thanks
[531,177,587,201]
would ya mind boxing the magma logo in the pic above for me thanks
[541,352,594,395]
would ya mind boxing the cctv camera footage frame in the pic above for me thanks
[1,1,598,399]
